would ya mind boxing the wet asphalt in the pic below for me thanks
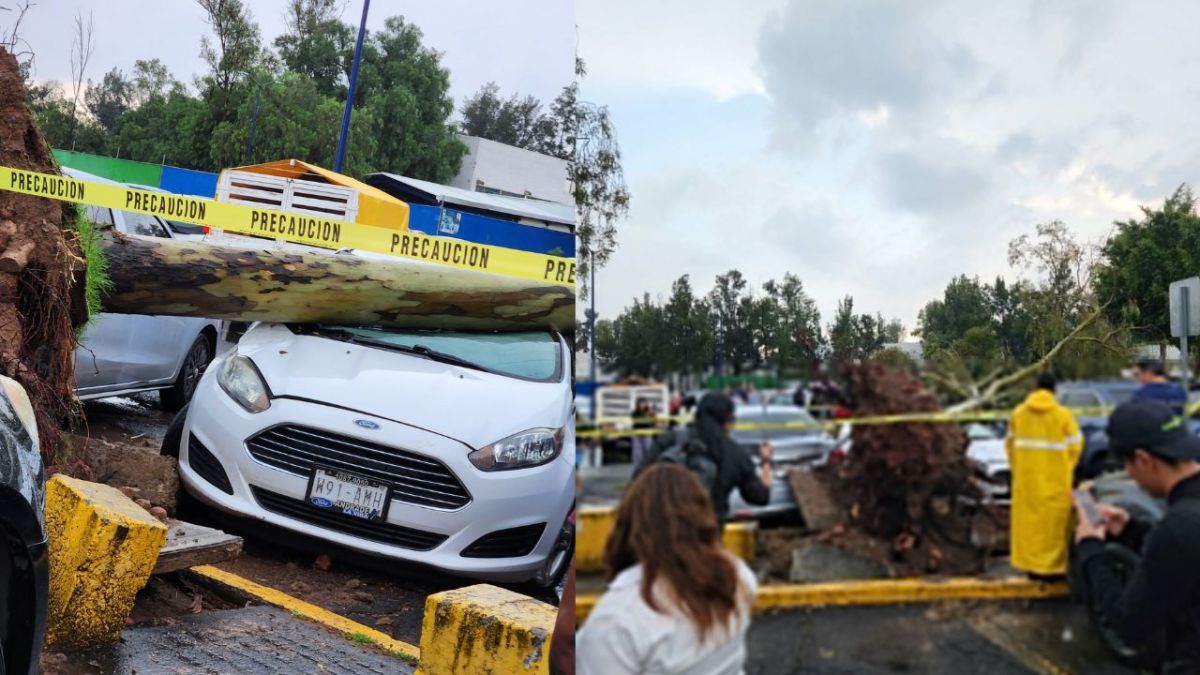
[44,605,415,675]
[744,601,1134,675]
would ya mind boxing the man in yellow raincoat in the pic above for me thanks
[1005,372,1082,578]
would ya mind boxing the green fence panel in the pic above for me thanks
[52,150,162,188]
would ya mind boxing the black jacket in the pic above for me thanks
[638,426,771,522]
[1077,472,1200,671]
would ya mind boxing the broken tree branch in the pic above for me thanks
[946,306,1107,414]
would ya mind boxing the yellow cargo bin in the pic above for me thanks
[217,158,409,232]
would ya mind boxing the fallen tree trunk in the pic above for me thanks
[99,232,575,331]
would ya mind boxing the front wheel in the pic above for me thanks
[534,515,574,591]
[160,335,212,411]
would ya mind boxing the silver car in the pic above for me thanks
[727,405,835,521]
[67,169,220,410]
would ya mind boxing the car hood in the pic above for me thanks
[967,438,1007,467]
[235,324,570,449]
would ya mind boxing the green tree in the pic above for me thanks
[594,294,669,379]
[460,82,557,153]
[354,16,466,181]
[708,270,754,374]
[566,59,630,298]
[208,70,378,176]
[197,0,262,97]
[763,273,823,378]
[1096,186,1200,356]
[130,59,177,106]
[84,67,131,133]
[111,86,209,166]
[828,296,858,362]
[987,276,1033,364]
[274,0,354,99]
[662,275,714,379]
[917,275,993,353]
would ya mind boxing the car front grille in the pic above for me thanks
[189,435,233,495]
[246,425,471,510]
[461,523,547,559]
[250,487,448,551]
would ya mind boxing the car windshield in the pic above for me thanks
[318,326,561,382]
[165,219,206,235]
[732,409,821,441]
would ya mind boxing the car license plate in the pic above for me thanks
[306,467,391,522]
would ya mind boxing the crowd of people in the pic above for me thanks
[575,358,1200,673]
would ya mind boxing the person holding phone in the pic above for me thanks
[1074,399,1200,673]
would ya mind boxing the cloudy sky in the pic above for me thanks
[17,0,573,107]
[578,0,1200,334]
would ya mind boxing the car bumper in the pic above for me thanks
[180,376,575,583]
[728,472,799,521]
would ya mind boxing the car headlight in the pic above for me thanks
[217,354,271,413]
[468,427,564,471]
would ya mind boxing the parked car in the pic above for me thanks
[0,376,48,675]
[727,405,835,522]
[169,323,575,587]
[1060,380,1200,479]
[65,169,220,410]
[963,423,1011,501]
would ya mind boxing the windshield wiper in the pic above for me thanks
[308,327,488,373]
[351,338,487,372]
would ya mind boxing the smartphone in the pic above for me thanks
[1073,488,1101,526]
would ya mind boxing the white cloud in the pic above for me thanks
[593,0,1200,331]
[577,0,786,100]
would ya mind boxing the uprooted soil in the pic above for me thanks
[758,362,995,580]
[0,48,88,467]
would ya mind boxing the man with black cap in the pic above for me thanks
[1074,399,1200,672]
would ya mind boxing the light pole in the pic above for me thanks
[334,0,370,173]
[588,249,597,423]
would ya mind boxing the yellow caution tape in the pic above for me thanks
[0,166,575,288]
[577,403,1200,439]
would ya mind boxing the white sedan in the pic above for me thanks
[169,323,575,587]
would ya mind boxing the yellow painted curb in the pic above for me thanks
[189,565,419,661]
[44,475,168,649]
[576,576,1068,623]
[577,505,757,572]
[417,583,557,675]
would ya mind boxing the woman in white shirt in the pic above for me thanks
[578,464,758,675]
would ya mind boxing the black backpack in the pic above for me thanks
[656,432,722,505]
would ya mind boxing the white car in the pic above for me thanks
[964,423,1010,501]
[66,169,220,409]
[172,322,575,586]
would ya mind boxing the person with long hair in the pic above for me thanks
[578,464,758,674]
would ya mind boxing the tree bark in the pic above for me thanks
[100,232,574,331]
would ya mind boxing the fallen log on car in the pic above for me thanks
[99,232,575,331]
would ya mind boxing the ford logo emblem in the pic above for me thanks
[354,419,380,430]
[311,497,333,508]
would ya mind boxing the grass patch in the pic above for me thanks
[73,206,111,325]
[386,648,419,663]
[349,632,377,646]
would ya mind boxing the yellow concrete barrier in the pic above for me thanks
[44,475,168,649]
[576,576,1069,623]
[417,584,557,675]
[577,505,757,572]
